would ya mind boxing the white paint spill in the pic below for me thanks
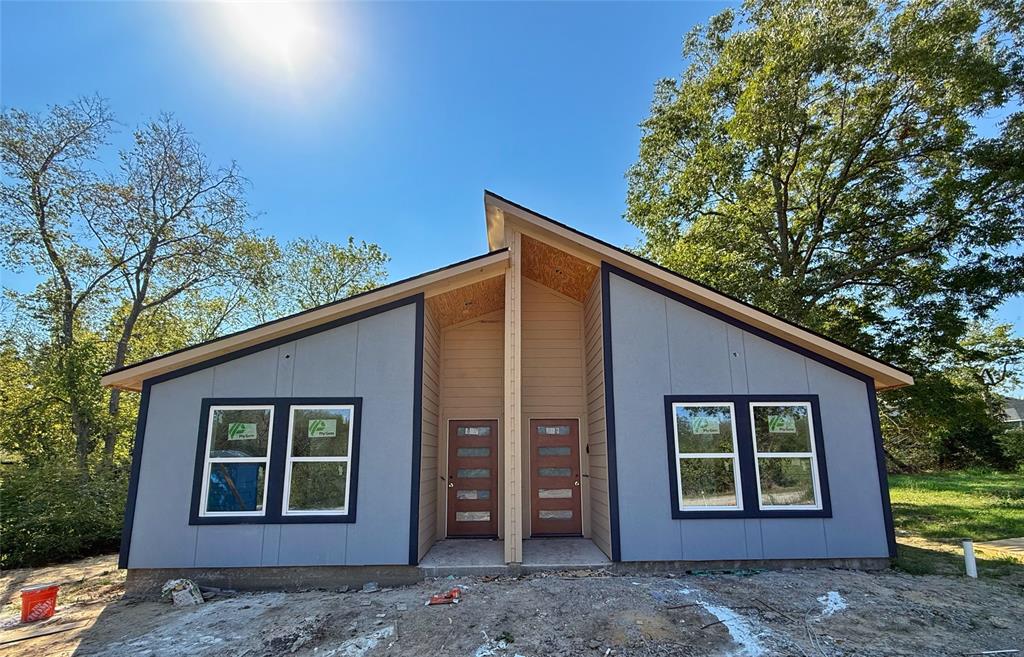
[473,639,510,657]
[321,625,395,657]
[698,602,766,657]
[677,588,695,595]
[817,591,847,617]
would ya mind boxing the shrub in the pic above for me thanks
[997,428,1024,472]
[0,459,129,568]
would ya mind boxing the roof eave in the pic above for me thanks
[484,191,913,391]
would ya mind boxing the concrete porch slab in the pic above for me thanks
[418,537,611,578]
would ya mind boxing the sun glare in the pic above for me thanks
[219,2,325,80]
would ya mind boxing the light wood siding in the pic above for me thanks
[583,276,612,558]
[418,304,441,560]
[440,309,505,539]
[521,278,589,535]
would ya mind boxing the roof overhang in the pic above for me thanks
[484,191,913,391]
[101,250,509,392]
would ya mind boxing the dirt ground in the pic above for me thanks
[1,552,1022,657]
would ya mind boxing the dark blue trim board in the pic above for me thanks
[407,295,426,565]
[868,384,898,558]
[118,381,152,569]
[663,395,832,520]
[599,264,623,562]
[187,397,363,525]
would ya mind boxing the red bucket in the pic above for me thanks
[20,584,58,623]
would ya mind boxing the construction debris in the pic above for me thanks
[426,587,461,605]
[160,579,203,607]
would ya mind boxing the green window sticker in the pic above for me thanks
[689,417,720,435]
[227,422,258,441]
[767,415,796,433]
[308,418,337,438]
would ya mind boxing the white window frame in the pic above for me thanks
[671,402,743,512]
[199,404,274,518]
[282,404,355,516]
[749,401,822,511]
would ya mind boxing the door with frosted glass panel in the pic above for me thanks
[446,420,499,537]
[530,419,583,536]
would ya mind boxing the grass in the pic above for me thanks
[889,470,1024,577]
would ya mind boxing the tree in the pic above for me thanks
[87,115,272,464]
[626,0,1024,369]
[257,236,388,319]
[1,97,121,468]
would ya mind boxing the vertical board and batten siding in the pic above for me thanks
[439,309,505,537]
[583,277,612,558]
[607,273,889,562]
[127,303,417,568]
[521,279,589,536]
[418,305,441,560]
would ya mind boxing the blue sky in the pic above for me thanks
[2,1,1021,390]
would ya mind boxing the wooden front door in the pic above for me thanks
[529,419,583,536]
[446,420,499,537]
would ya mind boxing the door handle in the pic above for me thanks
[448,481,455,488]
[574,480,580,487]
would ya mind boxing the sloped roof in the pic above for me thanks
[484,191,913,390]
[100,249,508,391]
[102,191,914,392]
[1004,397,1024,423]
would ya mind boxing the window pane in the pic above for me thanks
[288,462,348,512]
[537,467,571,477]
[678,458,737,508]
[675,405,734,454]
[457,426,491,436]
[206,463,266,513]
[758,457,815,506]
[210,408,271,457]
[538,488,572,499]
[456,511,490,522]
[752,405,812,453]
[536,425,570,435]
[457,447,491,457]
[538,446,570,456]
[291,407,351,457]
[539,509,572,519]
[456,489,491,500]
[457,468,490,478]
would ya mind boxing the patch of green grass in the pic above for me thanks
[889,470,1024,541]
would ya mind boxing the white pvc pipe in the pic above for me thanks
[963,539,978,578]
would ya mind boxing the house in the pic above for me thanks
[1003,397,1024,430]
[102,192,914,588]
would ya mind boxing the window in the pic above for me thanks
[199,405,274,517]
[664,395,831,519]
[749,401,822,510]
[283,405,355,516]
[670,402,742,511]
[190,397,361,525]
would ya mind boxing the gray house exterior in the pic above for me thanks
[103,192,912,582]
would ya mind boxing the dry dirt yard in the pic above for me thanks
[1,553,1022,657]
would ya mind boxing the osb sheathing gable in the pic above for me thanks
[427,274,506,328]
[521,235,599,303]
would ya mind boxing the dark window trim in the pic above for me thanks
[188,397,363,525]
[664,394,832,520]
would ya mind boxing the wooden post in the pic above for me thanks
[503,229,523,563]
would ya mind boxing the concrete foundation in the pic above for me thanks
[125,564,421,596]
[125,538,891,596]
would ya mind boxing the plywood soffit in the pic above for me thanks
[521,235,599,303]
[427,274,506,328]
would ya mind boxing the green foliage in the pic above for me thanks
[626,0,1024,469]
[0,98,390,565]
[0,459,128,568]
[996,428,1024,471]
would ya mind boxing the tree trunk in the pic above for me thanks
[103,304,143,466]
